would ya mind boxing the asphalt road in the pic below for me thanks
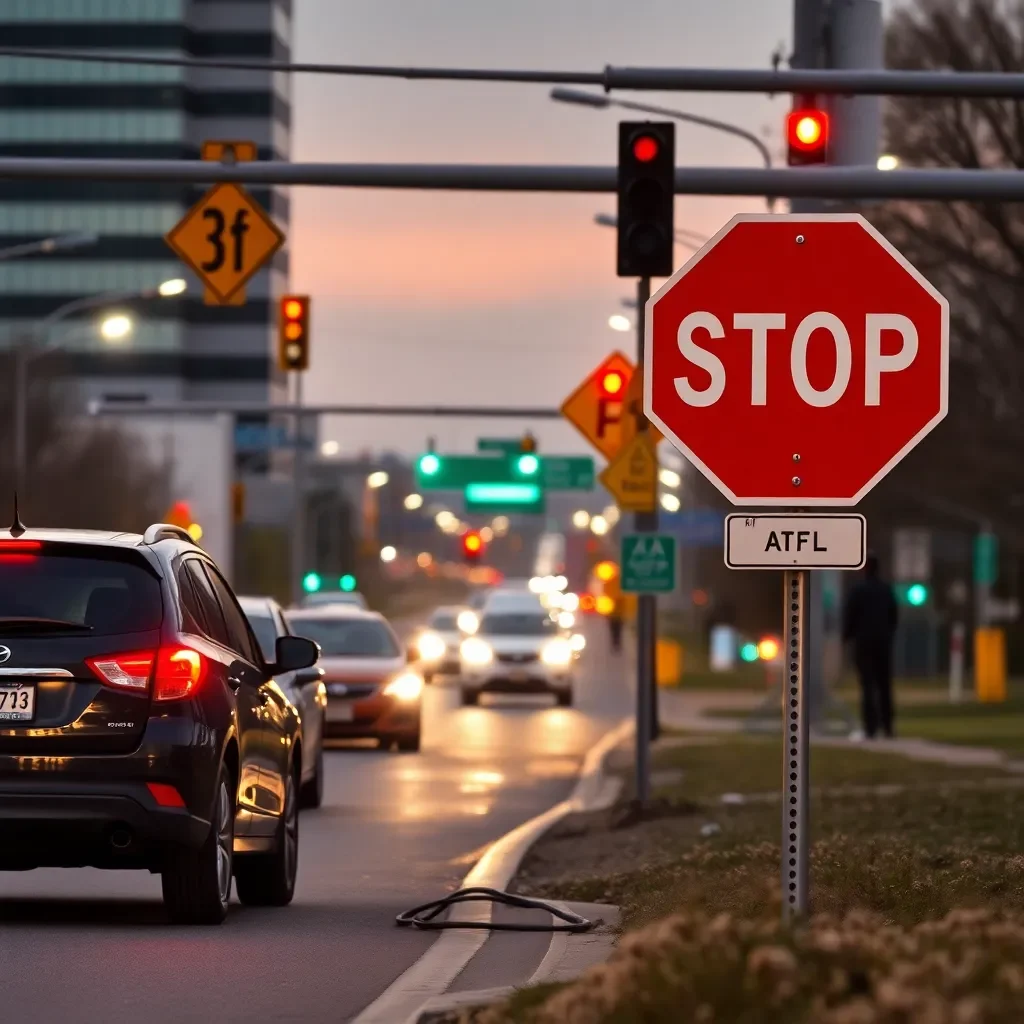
[0,620,630,1024]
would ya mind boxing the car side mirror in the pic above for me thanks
[274,635,319,674]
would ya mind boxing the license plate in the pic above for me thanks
[327,701,354,723]
[0,684,34,722]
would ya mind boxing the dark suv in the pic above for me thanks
[0,522,319,925]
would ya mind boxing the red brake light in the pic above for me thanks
[85,645,205,701]
[154,646,205,701]
[147,782,186,808]
[86,649,155,692]
[632,135,659,162]
[0,540,41,564]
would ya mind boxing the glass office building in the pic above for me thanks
[0,0,291,406]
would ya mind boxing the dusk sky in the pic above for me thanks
[289,0,897,459]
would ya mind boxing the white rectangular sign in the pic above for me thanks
[725,514,867,570]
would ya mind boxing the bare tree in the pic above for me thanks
[868,0,1024,543]
[0,350,169,531]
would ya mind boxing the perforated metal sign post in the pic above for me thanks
[782,569,810,921]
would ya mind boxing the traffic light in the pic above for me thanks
[302,572,322,593]
[164,500,192,529]
[339,573,357,592]
[595,560,618,583]
[418,452,441,477]
[278,295,310,372]
[520,432,537,454]
[599,369,626,397]
[617,121,675,278]
[462,531,484,561]
[786,103,829,165]
[896,582,930,607]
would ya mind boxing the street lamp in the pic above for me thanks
[0,231,98,263]
[608,314,631,332]
[877,154,900,171]
[552,87,774,209]
[367,471,389,489]
[13,277,188,501]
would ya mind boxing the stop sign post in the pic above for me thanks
[645,213,949,919]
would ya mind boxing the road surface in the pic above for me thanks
[0,620,630,1023]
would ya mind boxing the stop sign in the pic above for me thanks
[644,214,948,506]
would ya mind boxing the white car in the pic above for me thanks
[459,605,574,707]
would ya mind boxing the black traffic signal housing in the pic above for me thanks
[520,432,537,454]
[278,295,311,372]
[617,121,675,278]
[786,98,829,166]
[462,530,485,562]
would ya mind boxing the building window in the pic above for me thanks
[0,53,185,83]
[0,202,183,235]
[0,260,183,294]
[0,0,184,21]
[0,110,185,141]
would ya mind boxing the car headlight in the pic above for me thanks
[417,631,447,662]
[541,639,573,667]
[460,637,493,666]
[558,611,575,629]
[569,633,586,652]
[383,671,424,701]
[457,610,480,635]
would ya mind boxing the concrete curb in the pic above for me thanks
[350,717,633,1024]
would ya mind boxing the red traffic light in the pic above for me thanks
[463,531,483,555]
[632,135,660,162]
[786,109,829,158]
[599,370,625,397]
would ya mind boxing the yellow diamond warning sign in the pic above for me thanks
[600,430,658,512]
[165,182,284,303]
[560,351,635,461]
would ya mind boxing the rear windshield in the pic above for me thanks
[287,616,399,658]
[479,613,557,637]
[430,611,459,630]
[245,611,278,663]
[0,552,162,636]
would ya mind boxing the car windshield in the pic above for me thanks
[244,611,279,663]
[430,611,459,631]
[479,613,557,637]
[288,616,399,658]
[0,551,162,637]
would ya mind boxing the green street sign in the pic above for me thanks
[464,482,544,514]
[417,452,593,491]
[621,533,677,594]
[543,456,594,490]
[974,532,998,586]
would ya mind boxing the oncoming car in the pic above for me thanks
[459,606,574,707]
[412,605,478,682]
[0,523,319,925]
[285,606,423,752]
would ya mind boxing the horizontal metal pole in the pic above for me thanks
[4,47,1024,97]
[6,159,1024,200]
[89,401,563,418]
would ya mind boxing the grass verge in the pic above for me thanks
[453,735,1024,1023]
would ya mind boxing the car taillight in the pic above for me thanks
[153,646,205,702]
[85,645,205,701]
[147,782,186,808]
[86,649,155,692]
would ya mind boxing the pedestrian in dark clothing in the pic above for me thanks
[608,612,623,653]
[842,553,899,739]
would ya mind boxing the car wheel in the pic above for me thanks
[460,688,479,706]
[299,742,324,810]
[396,732,421,753]
[161,764,233,925]
[555,688,573,708]
[235,763,299,907]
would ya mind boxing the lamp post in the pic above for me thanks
[13,277,187,501]
[0,232,98,262]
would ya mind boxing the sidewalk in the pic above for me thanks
[658,688,1023,771]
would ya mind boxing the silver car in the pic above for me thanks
[239,595,327,808]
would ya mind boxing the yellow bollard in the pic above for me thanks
[656,639,683,687]
[974,627,1007,703]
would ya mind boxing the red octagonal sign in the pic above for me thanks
[644,214,949,506]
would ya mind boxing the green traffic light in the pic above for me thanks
[339,574,357,592]
[516,453,540,476]
[907,583,928,606]
[419,453,441,476]
[302,572,322,593]
[740,642,759,663]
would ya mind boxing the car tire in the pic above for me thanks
[299,742,324,810]
[396,732,421,753]
[161,764,234,925]
[460,688,479,706]
[235,763,299,907]
[555,688,573,708]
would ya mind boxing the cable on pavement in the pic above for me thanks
[395,886,594,932]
